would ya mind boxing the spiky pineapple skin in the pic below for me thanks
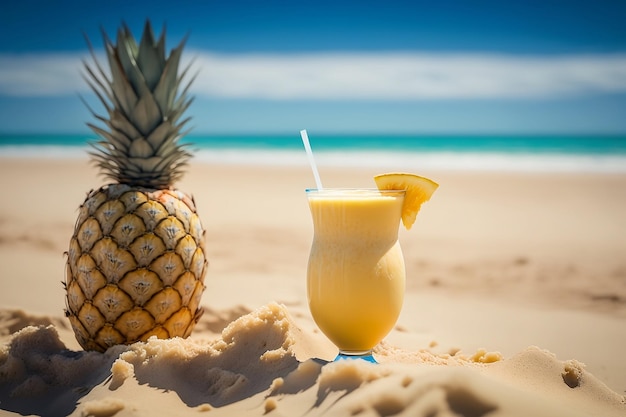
[65,184,207,352]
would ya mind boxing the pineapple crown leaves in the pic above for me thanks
[81,20,198,188]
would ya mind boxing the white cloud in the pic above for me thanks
[0,54,85,96]
[188,52,626,99]
[1,51,626,99]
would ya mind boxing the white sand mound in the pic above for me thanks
[1,303,624,417]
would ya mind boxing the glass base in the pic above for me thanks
[334,351,378,364]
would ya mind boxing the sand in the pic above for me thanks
[0,156,625,416]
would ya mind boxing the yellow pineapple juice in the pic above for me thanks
[306,189,406,356]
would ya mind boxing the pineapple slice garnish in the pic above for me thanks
[374,172,439,230]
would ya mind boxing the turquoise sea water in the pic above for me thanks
[1,133,626,172]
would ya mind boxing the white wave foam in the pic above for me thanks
[193,149,626,173]
[2,145,625,173]
[0,145,89,159]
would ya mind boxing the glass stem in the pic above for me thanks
[334,350,378,363]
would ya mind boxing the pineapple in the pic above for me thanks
[64,21,207,352]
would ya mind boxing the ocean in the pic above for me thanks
[1,133,626,173]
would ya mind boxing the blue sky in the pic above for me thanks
[1,0,625,135]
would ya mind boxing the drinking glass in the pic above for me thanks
[306,189,406,363]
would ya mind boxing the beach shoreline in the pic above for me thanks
[1,157,625,416]
[3,144,626,173]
